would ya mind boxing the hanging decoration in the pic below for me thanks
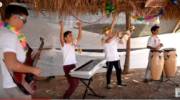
[165,0,179,10]
[132,9,164,22]
[105,0,115,16]
[153,16,160,24]
[171,0,178,5]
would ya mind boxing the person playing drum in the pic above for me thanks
[144,25,163,82]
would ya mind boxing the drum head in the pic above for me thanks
[151,50,163,53]
[163,48,176,52]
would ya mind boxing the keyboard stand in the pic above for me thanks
[70,59,105,99]
[78,77,105,99]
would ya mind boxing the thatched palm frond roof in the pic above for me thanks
[0,0,180,20]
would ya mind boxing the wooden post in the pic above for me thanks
[123,11,131,74]
[173,20,180,33]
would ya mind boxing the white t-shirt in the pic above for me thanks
[62,42,77,66]
[147,35,161,49]
[104,37,120,61]
[0,27,26,88]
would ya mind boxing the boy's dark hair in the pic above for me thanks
[151,25,160,33]
[4,4,28,20]
[64,31,72,38]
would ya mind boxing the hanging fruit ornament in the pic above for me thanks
[105,0,115,17]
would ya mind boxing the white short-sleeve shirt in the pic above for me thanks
[104,37,120,61]
[0,27,26,88]
[147,35,161,49]
[62,41,77,66]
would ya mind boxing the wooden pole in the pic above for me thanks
[173,20,180,33]
[123,11,131,74]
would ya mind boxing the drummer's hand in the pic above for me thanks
[156,44,162,49]
[160,43,163,47]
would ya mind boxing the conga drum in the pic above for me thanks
[150,50,164,80]
[163,48,177,78]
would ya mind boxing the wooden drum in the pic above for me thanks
[163,48,177,78]
[150,50,164,80]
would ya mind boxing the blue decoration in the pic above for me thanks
[171,0,178,5]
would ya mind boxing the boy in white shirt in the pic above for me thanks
[144,25,163,82]
[59,21,82,98]
[101,16,132,89]
[0,4,40,98]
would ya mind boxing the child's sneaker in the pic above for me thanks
[106,84,113,89]
[117,83,127,88]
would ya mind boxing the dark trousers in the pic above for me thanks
[63,64,79,98]
[106,60,122,85]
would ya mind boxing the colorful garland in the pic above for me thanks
[132,9,164,21]
[0,22,28,53]
[133,0,178,21]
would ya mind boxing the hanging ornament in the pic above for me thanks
[154,16,160,24]
[171,0,178,5]
[132,9,163,22]
[105,0,115,16]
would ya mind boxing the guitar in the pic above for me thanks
[13,37,44,94]
[25,37,44,83]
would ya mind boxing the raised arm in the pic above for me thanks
[59,21,64,47]
[110,14,117,35]
[111,14,117,31]
[76,21,82,43]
